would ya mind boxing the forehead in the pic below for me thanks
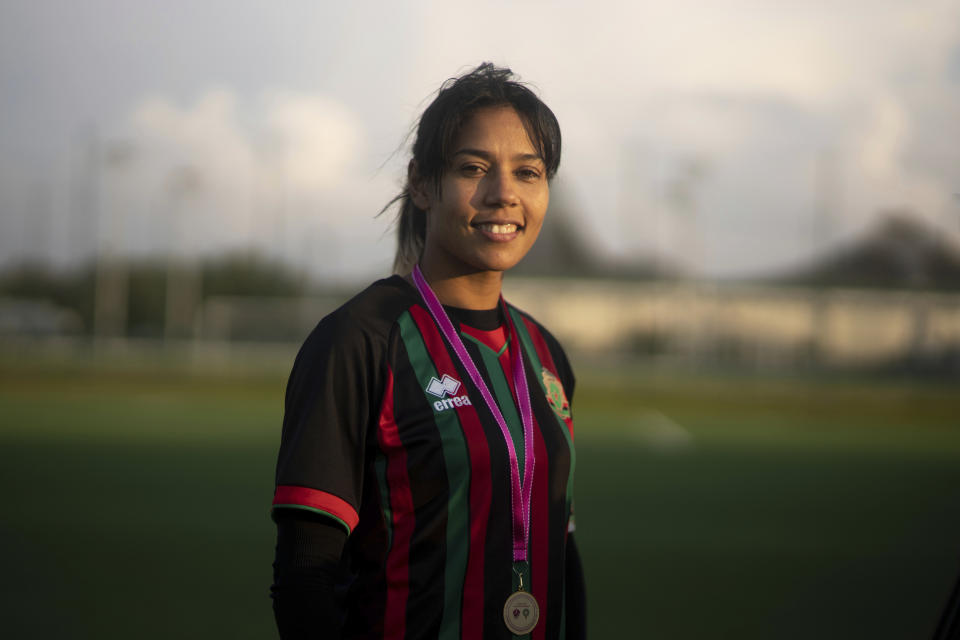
[453,106,540,157]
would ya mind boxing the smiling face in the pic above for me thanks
[412,106,549,280]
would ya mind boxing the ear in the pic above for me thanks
[408,160,432,210]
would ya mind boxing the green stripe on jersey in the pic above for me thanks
[397,310,469,640]
[465,333,525,478]
[508,308,576,514]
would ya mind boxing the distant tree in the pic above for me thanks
[126,260,167,337]
[0,262,96,332]
[201,251,305,298]
[0,251,308,337]
[775,212,960,291]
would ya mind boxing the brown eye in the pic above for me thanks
[460,164,486,177]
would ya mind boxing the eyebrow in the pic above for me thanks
[453,148,544,163]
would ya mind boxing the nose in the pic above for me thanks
[483,169,519,208]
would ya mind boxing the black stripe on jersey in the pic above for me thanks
[394,330,449,639]
[343,458,390,638]
[342,332,408,639]
[525,353,573,640]
[461,338,519,639]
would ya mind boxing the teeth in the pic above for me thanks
[478,223,517,234]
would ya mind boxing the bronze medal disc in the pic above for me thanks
[503,590,539,634]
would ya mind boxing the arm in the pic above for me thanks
[271,509,348,640]
[271,308,383,637]
[565,533,587,640]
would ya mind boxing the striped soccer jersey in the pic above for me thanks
[273,275,576,640]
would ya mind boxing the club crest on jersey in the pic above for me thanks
[425,374,472,412]
[542,368,570,420]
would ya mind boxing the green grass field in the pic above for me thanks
[1,347,959,638]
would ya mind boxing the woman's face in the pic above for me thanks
[414,106,549,278]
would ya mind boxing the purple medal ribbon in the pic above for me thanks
[412,265,535,562]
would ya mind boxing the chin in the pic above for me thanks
[470,252,526,274]
[479,242,538,272]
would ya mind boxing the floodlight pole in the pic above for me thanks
[164,166,203,344]
[93,136,136,345]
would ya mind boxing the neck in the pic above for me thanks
[410,261,504,310]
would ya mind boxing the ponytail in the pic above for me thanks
[390,194,426,275]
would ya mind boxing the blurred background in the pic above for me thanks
[1,1,959,638]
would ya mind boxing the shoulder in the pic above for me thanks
[299,275,417,354]
[506,302,576,396]
[507,302,568,360]
[289,275,418,385]
[511,305,564,353]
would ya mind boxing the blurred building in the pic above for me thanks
[504,278,960,371]
[506,213,960,371]
[3,212,959,374]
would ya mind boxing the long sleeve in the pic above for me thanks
[271,510,348,639]
[565,533,587,640]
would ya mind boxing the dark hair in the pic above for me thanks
[385,62,562,274]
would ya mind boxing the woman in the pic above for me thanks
[271,63,585,640]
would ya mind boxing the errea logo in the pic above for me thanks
[426,374,461,397]
[425,374,473,412]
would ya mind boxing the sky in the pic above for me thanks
[1,0,959,282]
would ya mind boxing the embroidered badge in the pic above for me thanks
[541,368,570,420]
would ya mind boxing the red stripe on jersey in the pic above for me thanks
[459,323,507,353]
[272,486,360,532]
[497,335,519,406]
[410,304,491,640]
[377,365,412,640]
[521,316,575,440]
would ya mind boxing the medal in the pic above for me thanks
[503,567,539,634]
[413,266,539,633]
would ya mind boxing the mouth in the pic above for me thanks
[472,221,523,241]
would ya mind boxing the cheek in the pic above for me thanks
[424,206,464,246]
[529,192,549,228]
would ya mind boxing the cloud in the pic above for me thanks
[263,91,364,191]
[117,88,393,278]
[130,87,366,197]
[405,0,960,274]
[131,89,257,197]
[4,1,957,278]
